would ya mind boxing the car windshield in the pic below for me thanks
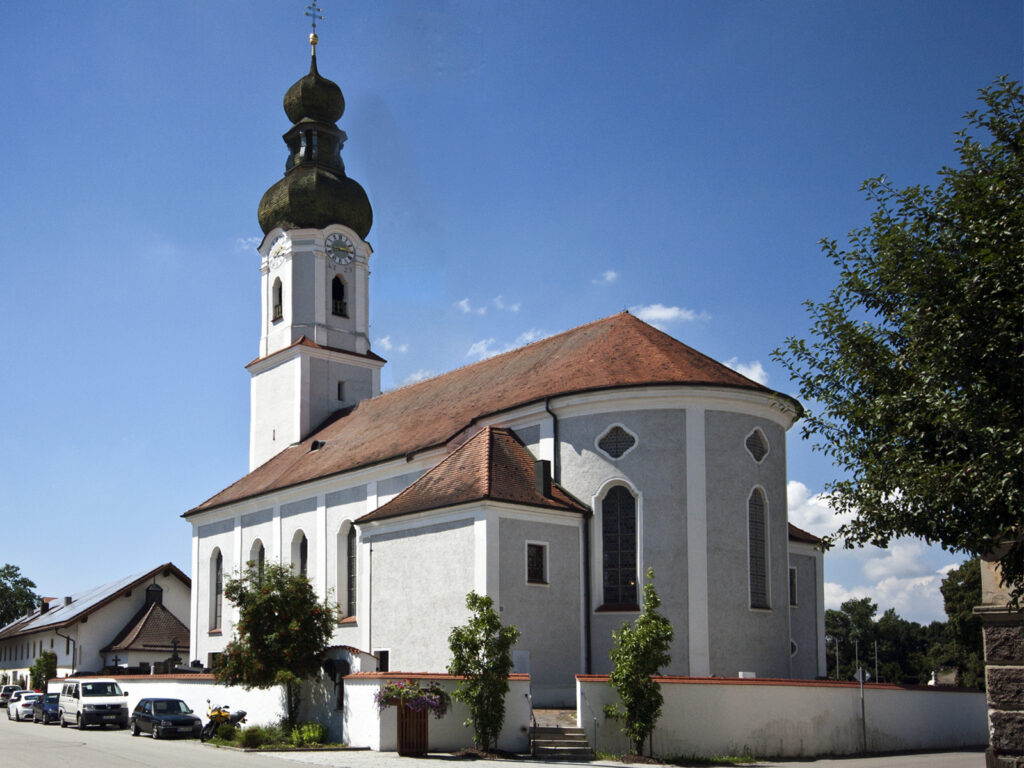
[44,694,59,703]
[81,682,122,697]
[152,699,191,715]
[24,694,40,701]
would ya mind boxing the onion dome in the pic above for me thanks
[258,47,372,239]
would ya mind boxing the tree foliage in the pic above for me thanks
[773,78,1024,599]
[30,650,57,691]
[0,564,39,627]
[446,591,520,751]
[214,562,336,724]
[603,569,674,756]
[939,558,984,688]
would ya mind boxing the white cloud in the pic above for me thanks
[514,328,549,346]
[466,338,499,360]
[456,298,486,315]
[403,369,435,385]
[493,296,520,313]
[629,303,709,329]
[787,480,854,538]
[593,269,618,285]
[825,571,947,625]
[234,236,262,253]
[861,540,933,582]
[725,357,769,385]
[375,336,408,353]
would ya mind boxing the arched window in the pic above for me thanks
[346,526,357,616]
[291,530,308,577]
[601,485,638,607]
[272,277,283,321]
[332,276,348,317]
[210,549,223,630]
[250,539,265,582]
[748,488,770,609]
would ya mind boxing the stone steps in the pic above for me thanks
[532,725,594,761]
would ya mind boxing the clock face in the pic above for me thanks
[268,234,292,268]
[325,232,355,265]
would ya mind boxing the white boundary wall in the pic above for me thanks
[344,673,531,752]
[48,675,286,729]
[577,675,987,758]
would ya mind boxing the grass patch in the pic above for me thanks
[661,754,757,766]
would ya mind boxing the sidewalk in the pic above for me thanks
[261,748,985,768]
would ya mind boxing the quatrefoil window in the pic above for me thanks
[745,428,768,463]
[597,425,637,460]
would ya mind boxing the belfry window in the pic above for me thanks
[601,485,638,607]
[272,278,283,322]
[748,488,770,609]
[332,276,348,317]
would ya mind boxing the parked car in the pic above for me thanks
[8,692,41,721]
[58,678,129,729]
[0,685,22,706]
[32,692,60,724]
[130,698,202,739]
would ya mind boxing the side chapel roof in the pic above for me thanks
[358,426,588,523]
[187,312,801,516]
[102,600,190,654]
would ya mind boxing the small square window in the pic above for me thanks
[375,650,390,672]
[527,542,547,584]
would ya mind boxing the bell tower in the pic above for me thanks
[248,28,384,471]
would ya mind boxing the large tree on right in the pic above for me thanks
[773,77,1023,600]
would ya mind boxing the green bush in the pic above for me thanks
[216,723,238,741]
[290,721,327,746]
[238,723,286,748]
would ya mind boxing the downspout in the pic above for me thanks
[54,627,76,675]
[545,397,591,674]
[367,540,373,659]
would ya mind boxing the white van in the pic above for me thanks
[58,678,129,729]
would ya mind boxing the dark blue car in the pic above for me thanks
[32,693,59,724]
[130,698,202,739]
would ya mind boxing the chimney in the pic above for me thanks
[534,459,552,498]
[63,596,72,606]
[145,583,163,606]
[39,599,49,614]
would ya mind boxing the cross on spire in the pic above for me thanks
[306,3,324,51]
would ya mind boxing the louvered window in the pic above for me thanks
[598,426,636,459]
[602,486,638,606]
[211,550,223,630]
[347,526,358,616]
[748,488,769,609]
[745,429,768,462]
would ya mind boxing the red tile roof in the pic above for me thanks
[358,426,588,523]
[788,523,822,545]
[245,334,386,369]
[188,312,799,516]
[102,600,190,654]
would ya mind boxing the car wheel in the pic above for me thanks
[60,712,67,728]
[131,719,140,736]
[152,725,160,739]
[77,713,85,730]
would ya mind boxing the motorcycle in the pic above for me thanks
[200,699,247,741]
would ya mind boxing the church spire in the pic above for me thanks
[257,10,372,239]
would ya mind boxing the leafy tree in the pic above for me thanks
[940,558,984,688]
[603,569,674,756]
[30,650,57,691]
[773,77,1024,600]
[0,564,39,627]
[214,562,336,725]
[447,591,521,751]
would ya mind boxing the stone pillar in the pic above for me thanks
[976,549,1024,767]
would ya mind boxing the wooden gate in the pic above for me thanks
[397,704,428,756]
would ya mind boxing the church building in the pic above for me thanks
[184,33,826,708]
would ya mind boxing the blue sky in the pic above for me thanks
[1,1,1019,625]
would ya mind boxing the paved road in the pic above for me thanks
[0,716,985,768]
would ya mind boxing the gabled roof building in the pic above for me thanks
[184,34,826,707]
[0,564,191,681]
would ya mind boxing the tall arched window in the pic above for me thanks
[748,488,770,609]
[346,526,357,616]
[332,276,348,317]
[601,485,638,607]
[272,277,283,321]
[210,549,223,630]
[250,539,265,582]
[291,530,308,577]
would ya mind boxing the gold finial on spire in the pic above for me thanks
[306,3,323,54]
